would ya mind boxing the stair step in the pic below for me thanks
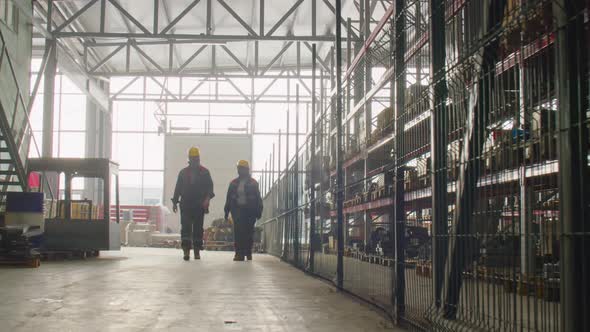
[0,170,16,176]
[0,148,9,153]
[0,181,21,186]
[0,159,14,164]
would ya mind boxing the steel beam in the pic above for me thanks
[323,0,359,40]
[259,0,265,35]
[266,0,304,37]
[149,77,179,100]
[100,72,316,78]
[161,0,202,34]
[153,0,159,34]
[99,0,105,33]
[226,78,250,102]
[89,44,125,73]
[55,32,341,42]
[303,42,330,72]
[221,45,251,75]
[132,43,165,73]
[54,0,99,33]
[115,97,313,104]
[262,42,294,75]
[109,0,151,34]
[178,45,209,73]
[254,72,286,101]
[217,0,258,36]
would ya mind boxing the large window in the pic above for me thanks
[29,59,87,198]
[112,94,164,205]
[110,73,313,201]
[30,59,86,159]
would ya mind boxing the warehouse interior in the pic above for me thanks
[0,0,589,331]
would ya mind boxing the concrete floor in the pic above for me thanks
[0,248,403,332]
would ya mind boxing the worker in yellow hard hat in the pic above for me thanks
[224,160,263,261]
[172,147,215,261]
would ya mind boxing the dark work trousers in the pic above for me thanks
[233,208,256,256]
[180,207,205,250]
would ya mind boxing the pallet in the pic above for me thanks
[0,256,41,268]
[41,250,100,261]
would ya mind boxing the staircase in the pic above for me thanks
[0,28,45,212]
[0,120,28,211]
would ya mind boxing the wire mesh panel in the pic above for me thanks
[258,0,589,331]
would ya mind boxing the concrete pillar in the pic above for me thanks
[41,39,59,198]
[84,79,110,205]
[42,39,56,158]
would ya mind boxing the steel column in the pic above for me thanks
[283,82,291,259]
[309,43,317,272]
[429,0,448,309]
[554,0,590,330]
[294,84,300,265]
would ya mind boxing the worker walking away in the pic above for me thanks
[224,160,263,261]
[172,147,214,261]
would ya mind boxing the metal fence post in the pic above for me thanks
[554,1,590,330]
[295,84,300,265]
[335,0,345,291]
[392,0,406,320]
[309,43,317,272]
[429,0,448,309]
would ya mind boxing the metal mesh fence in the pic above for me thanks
[257,0,589,331]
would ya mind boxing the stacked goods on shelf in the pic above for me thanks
[404,167,418,191]
[526,108,557,163]
[416,156,430,189]
[342,179,391,209]
[369,107,394,146]
[447,139,461,180]
[484,129,527,171]
[203,218,234,250]
[44,199,57,219]
[500,0,553,55]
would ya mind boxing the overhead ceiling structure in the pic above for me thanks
[31,0,386,78]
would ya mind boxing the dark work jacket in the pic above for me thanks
[172,165,214,210]
[224,177,263,219]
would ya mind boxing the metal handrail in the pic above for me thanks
[0,28,54,200]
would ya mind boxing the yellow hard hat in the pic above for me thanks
[188,147,200,157]
[237,160,250,168]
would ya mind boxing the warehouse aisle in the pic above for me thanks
[0,248,401,332]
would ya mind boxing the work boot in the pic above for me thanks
[246,254,252,261]
[194,249,201,260]
[233,254,244,261]
[182,248,190,261]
